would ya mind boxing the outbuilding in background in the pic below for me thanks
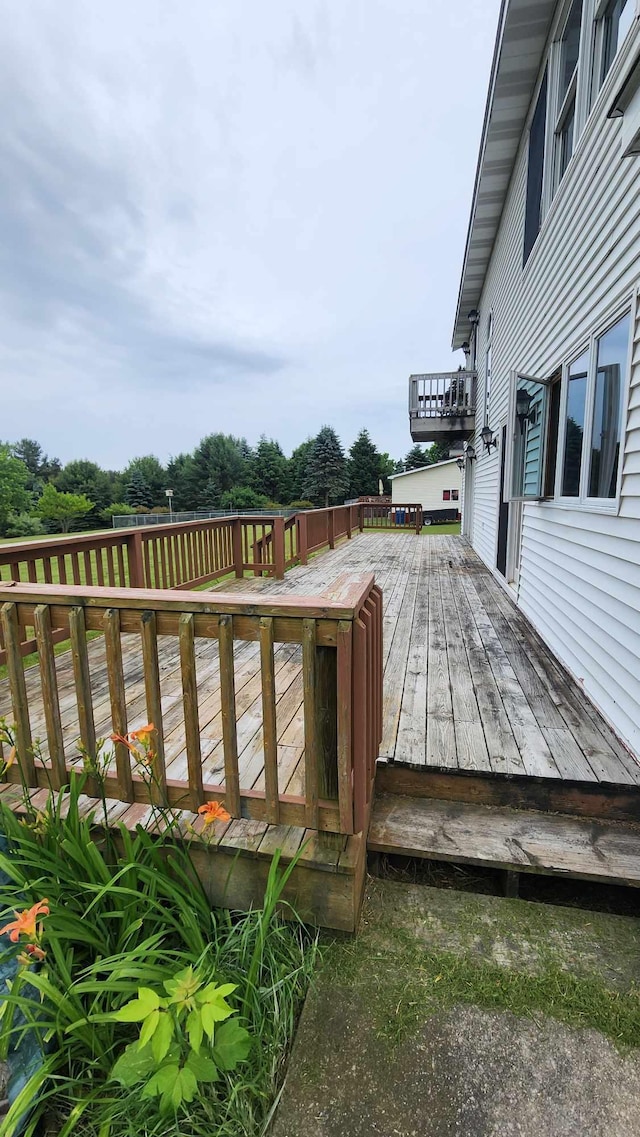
[389,458,461,524]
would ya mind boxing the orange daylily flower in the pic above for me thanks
[0,899,49,943]
[4,746,16,769]
[197,801,231,827]
[109,733,138,755]
[129,724,156,744]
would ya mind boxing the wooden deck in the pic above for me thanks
[2,531,638,794]
[216,532,640,788]
[3,530,640,925]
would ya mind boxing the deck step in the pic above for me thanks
[368,793,640,887]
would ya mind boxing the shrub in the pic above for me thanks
[100,503,137,524]
[4,513,44,538]
[287,500,315,511]
[220,488,269,512]
[0,753,316,1137]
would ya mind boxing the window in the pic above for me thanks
[554,0,583,189]
[510,375,551,499]
[484,312,493,424]
[451,489,460,502]
[596,0,635,93]
[524,69,548,263]
[560,350,589,495]
[442,490,451,501]
[587,311,630,498]
[507,307,631,507]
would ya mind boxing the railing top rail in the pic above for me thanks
[0,530,131,560]
[409,370,476,383]
[0,573,376,622]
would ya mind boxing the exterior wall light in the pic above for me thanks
[467,309,480,328]
[465,444,476,463]
[515,387,536,434]
[456,457,466,471]
[480,424,498,452]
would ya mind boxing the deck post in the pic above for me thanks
[232,518,244,578]
[273,516,286,580]
[328,509,335,550]
[298,512,308,565]
[346,510,352,539]
[415,508,422,535]
[358,504,365,533]
[126,530,145,588]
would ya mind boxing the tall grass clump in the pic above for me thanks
[0,757,317,1137]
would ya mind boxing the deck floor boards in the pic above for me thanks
[1,533,638,802]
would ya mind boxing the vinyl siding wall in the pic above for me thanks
[391,462,461,512]
[464,16,640,758]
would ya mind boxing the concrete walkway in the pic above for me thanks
[272,880,640,1137]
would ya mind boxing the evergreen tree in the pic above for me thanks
[12,439,61,489]
[347,429,383,498]
[251,436,289,502]
[404,444,428,471]
[123,455,166,505]
[187,435,250,507]
[303,426,348,507]
[287,439,314,502]
[125,470,153,510]
[166,454,195,511]
[425,442,451,464]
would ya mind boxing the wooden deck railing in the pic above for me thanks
[0,574,382,835]
[361,503,423,533]
[0,503,408,665]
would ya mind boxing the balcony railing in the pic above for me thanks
[409,370,477,420]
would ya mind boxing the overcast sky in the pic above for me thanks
[1,0,500,469]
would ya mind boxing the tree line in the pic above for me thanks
[0,431,448,537]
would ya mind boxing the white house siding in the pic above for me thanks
[462,17,640,758]
[391,462,461,513]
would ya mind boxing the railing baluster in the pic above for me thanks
[140,610,167,803]
[302,618,319,829]
[69,606,96,759]
[34,604,67,790]
[103,608,133,800]
[218,614,241,816]
[0,602,35,784]
[259,617,279,824]
[179,612,204,809]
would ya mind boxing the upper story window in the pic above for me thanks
[522,0,637,263]
[596,0,635,93]
[554,0,584,188]
[523,70,548,264]
[484,312,493,424]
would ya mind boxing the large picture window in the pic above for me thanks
[508,308,632,507]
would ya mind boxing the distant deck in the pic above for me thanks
[1,532,637,795]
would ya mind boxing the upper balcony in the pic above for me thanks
[409,370,476,443]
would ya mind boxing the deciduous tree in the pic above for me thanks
[36,484,94,533]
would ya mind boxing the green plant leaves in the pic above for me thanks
[212,1019,252,1070]
[112,986,161,1022]
[151,1009,174,1063]
[185,1050,219,1082]
[110,1042,156,1087]
[142,1061,199,1114]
